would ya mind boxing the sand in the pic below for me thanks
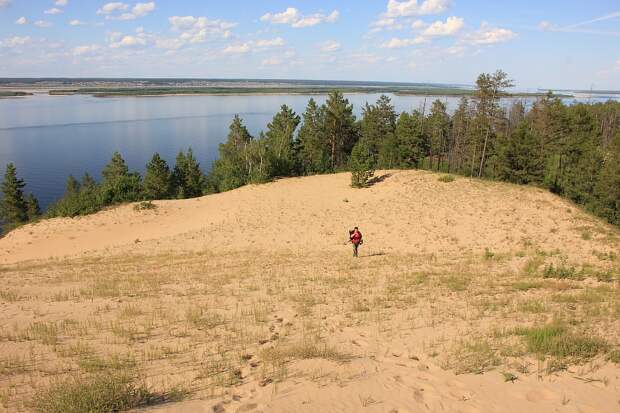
[0,170,618,412]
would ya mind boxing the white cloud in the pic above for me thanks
[155,37,183,50]
[223,43,250,54]
[97,2,128,15]
[260,7,339,28]
[107,27,151,48]
[55,0,68,6]
[0,0,11,9]
[97,2,155,20]
[386,0,451,17]
[168,16,237,44]
[422,16,464,36]
[223,37,285,54]
[255,37,285,48]
[110,34,146,48]
[463,22,516,45]
[73,44,101,56]
[261,57,282,66]
[0,36,31,48]
[411,19,425,29]
[45,7,62,15]
[15,16,27,25]
[69,19,86,26]
[320,40,341,52]
[34,20,52,28]
[381,36,428,48]
[370,17,403,32]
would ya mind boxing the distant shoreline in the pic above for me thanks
[0,87,570,98]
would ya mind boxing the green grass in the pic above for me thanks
[32,371,186,413]
[514,323,606,359]
[542,264,583,280]
[438,175,456,183]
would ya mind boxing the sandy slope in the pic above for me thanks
[1,170,619,413]
[0,170,612,264]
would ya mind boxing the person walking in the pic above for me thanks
[349,227,363,257]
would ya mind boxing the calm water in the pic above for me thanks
[0,92,617,210]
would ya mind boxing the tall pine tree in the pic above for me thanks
[0,163,28,227]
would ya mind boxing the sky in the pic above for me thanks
[0,0,618,90]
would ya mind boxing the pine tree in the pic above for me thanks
[0,163,28,227]
[427,100,450,171]
[349,138,375,188]
[592,132,620,225]
[392,111,428,168]
[26,194,41,220]
[100,152,142,204]
[361,95,397,158]
[325,91,358,170]
[264,105,300,177]
[173,148,204,198]
[207,116,253,192]
[144,153,172,199]
[297,98,329,174]
[496,123,545,184]
[65,175,81,196]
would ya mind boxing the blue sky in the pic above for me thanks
[0,0,618,89]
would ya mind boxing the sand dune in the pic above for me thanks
[0,170,618,413]
[0,170,611,264]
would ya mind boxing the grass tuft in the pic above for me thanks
[32,371,185,413]
[514,323,606,360]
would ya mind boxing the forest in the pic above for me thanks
[1,70,619,232]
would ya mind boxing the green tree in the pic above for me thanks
[592,132,620,225]
[349,138,375,188]
[65,175,81,196]
[427,99,450,171]
[496,123,545,184]
[0,163,28,227]
[144,153,172,199]
[26,194,41,220]
[264,105,300,177]
[390,111,428,168]
[361,95,397,157]
[325,91,358,170]
[99,152,143,204]
[473,70,514,177]
[173,148,204,198]
[297,98,329,174]
[207,115,254,192]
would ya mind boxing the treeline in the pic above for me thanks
[1,70,619,232]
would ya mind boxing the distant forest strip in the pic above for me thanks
[0,91,32,97]
[46,87,563,98]
[1,70,619,233]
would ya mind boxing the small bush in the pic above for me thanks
[133,201,157,211]
[484,248,495,260]
[542,264,583,280]
[438,175,456,183]
[32,371,184,413]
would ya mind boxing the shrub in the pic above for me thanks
[438,175,455,183]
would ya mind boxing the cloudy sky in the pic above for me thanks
[0,0,618,89]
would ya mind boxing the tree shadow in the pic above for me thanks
[367,173,392,186]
